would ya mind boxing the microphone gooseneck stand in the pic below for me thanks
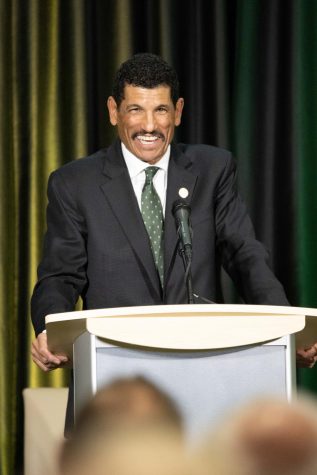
[177,241,216,305]
[177,238,194,304]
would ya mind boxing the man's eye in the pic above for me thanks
[129,107,141,113]
[157,107,168,113]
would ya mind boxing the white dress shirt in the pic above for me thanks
[121,142,170,216]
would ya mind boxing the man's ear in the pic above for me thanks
[174,98,184,127]
[107,96,118,126]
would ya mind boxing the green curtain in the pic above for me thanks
[295,0,317,309]
[230,0,317,393]
[294,0,317,390]
[1,1,317,473]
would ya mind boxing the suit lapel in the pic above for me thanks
[99,141,162,297]
[164,143,198,283]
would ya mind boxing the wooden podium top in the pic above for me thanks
[45,304,317,361]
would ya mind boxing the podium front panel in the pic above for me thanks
[74,333,295,441]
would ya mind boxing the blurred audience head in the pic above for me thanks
[194,396,317,475]
[59,376,185,475]
[60,424,189,475]
[79,375,183,429]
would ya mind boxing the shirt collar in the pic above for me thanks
[121,142,171,178]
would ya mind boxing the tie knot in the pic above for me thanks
[144,166,159,185]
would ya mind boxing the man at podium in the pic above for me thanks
[30,53,317,428]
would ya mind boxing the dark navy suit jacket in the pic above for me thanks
[31,140,289,431]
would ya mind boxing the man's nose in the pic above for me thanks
[142,112,156,132]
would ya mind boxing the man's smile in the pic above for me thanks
[133,132,165,146]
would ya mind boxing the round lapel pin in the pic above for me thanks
[178,187,189,199]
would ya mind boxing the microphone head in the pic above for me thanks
[172,199,191,216]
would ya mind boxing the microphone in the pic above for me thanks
[172,200,192,255]
[172,198,216,305]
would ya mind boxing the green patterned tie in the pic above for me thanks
[141,166,164,286]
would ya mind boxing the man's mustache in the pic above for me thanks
[132,131,165,140]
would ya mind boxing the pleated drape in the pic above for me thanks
[1,1,317,473]
[293,0,317,391]
[1,1,90,472]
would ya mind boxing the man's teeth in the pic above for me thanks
[136,135,159,144]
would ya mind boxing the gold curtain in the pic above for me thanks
[0,1,134,473]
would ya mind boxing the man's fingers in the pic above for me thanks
[31,345,61,365]
[296,346,317,368]
[31,333,68,371]
[31,357,51,372]
[305,347,317,358]
[297,357,315,368]
[32,351,68,371]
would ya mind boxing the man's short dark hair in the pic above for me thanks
[112,53,180,106]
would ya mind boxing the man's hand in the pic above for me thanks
[296,344,317,368]
[31,332,68,371]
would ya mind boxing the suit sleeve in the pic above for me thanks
[31,170,88,335]
[215,154,289,305]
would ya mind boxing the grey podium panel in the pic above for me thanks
[96,345,285,440]
[74,333,295,441]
